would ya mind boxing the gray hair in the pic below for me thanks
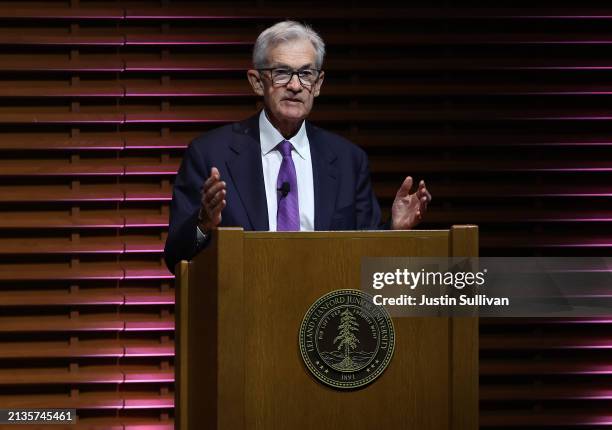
[252,20,326,69]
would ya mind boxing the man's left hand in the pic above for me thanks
[391,176,432,230]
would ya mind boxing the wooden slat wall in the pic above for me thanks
[0,0,610,428]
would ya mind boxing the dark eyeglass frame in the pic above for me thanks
[258,67,322,89]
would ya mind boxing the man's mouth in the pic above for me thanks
[283,98,302,103]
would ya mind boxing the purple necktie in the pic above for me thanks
[276,140,300,231]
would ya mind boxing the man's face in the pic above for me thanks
[248,39,324,126]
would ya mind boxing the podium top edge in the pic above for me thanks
[240,230,451,239]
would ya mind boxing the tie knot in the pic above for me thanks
[277,140,293,157]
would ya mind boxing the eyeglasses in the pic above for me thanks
[258,67,321,89]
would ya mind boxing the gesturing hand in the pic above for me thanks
[391,176,432,230]
[198,167,227,232]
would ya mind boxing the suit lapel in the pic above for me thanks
[226,115,269,231]
[307,122,338,231]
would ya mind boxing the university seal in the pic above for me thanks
[299,289,395,389]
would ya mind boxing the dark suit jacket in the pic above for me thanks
[164,113,385,273]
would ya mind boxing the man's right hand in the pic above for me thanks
[198,167,226,232]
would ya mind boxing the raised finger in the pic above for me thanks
[207,189,226,208]
[202,173,221,193]
[419,195,429,212]
[210,199,226,225]
[205,181,226,202]
[396,176,413,198]
[210,198,226,215]
[203,166,221,189]
[418,184,432,202]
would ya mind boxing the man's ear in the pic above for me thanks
[313,70,325,97]
[247,69,264,96]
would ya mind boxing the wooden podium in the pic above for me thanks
[176,226,478,430]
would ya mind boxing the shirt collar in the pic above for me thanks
[259,110,308,160]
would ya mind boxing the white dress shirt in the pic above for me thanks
[259,110,315,231]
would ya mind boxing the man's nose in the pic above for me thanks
[286,73,302,91]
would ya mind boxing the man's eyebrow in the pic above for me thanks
[269,63,314,69]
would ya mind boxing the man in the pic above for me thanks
[164,21,431,273]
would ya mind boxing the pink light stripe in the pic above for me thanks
[126,15,255,19]
[529,218,612,221]
[512,142,612,146]
[505,16,612,19]
[553,316,612,320]
[126,67,240,71]
[516,116,612,120]
[529,193,612,196]
[124,223,169,228]
[125,301,175,306]
[124,377,174,383]
[124,145,186,149]
[558,345,612,349]
[124,171,178,176]
[125,119,236,123]
[522,168,612,172]
[125,352,174,357]
[540,244,612,247]
[509,66,612,70]
[511,91,612,95]
[125,197,172,201]
[123,402,174,410]
[126,41,250,46]
[121,13,612,20]
[125,92,248,97]
[549,269,612,272]
[516,41,612,44]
